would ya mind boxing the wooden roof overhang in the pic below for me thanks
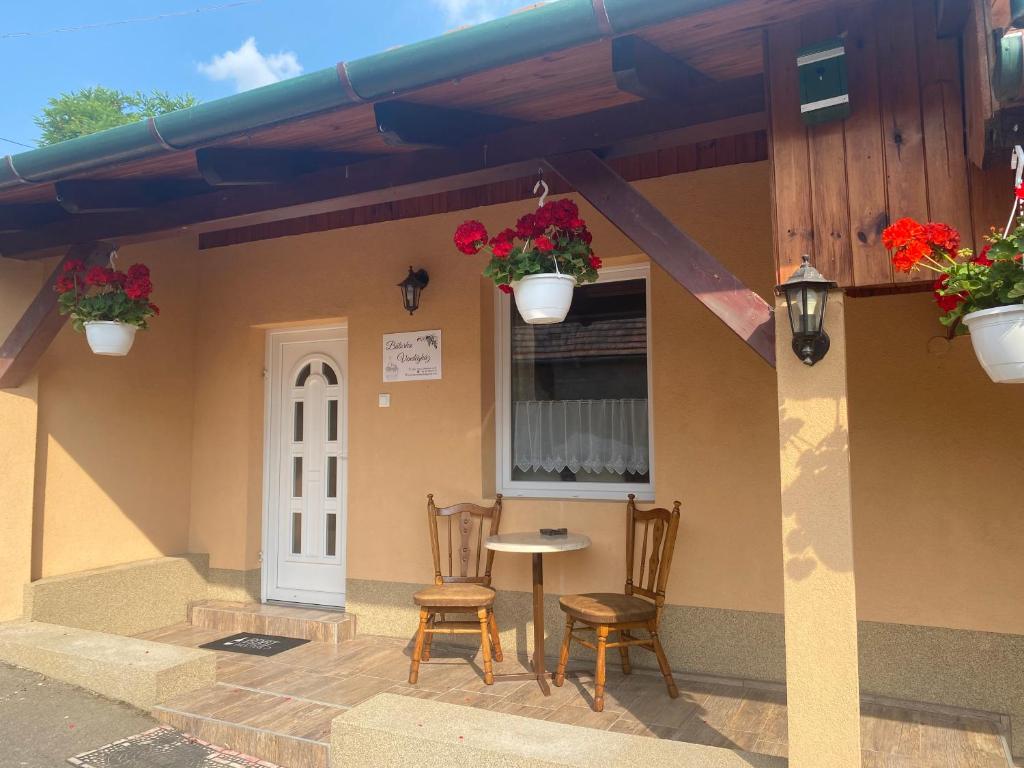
[0,0,872,387]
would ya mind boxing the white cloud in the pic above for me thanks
[197,37,302,92]
[431,0,521,26]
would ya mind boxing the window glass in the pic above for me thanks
[508,278,650,486]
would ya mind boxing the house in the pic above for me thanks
[0,0,1022,766]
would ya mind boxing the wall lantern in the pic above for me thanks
[776,255,837,367]
[398,267,429,315]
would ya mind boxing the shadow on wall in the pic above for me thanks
[778,403,853,582]
[29,240,199,580]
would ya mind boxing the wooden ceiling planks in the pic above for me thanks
[199,131,768,250]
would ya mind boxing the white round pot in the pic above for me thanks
[962,304,1024,383]
[511,273,577,325]
[83,321,137,357]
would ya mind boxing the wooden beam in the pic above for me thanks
[55,179,212,213]
[374,101,526,147]
[0,85,764,260]
[195,147,363,186]
[612,35,715,102]
[0,203,69,233]
[543,150,775,366]
[0,242,112,389]
[935,0,971,37]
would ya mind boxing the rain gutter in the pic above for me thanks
[0,0,734,190]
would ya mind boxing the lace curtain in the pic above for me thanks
[513,399,649,476]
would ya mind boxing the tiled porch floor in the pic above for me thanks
[136,624,1012,768]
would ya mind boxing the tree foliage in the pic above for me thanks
[34,86,197,146]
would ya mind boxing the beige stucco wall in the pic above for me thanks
[185,163,785,618]
[0,257,47,619]
[4,160,1021,639]
[32,236,199,578]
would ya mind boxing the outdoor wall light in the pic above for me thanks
[398,267,430,315]
[776,255,837,366]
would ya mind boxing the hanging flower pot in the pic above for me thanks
[882,213,1024,383]
[512,272,577,324]
[53,254,159,357]
[453,195,602,325]
[962,305,1024,383]
[83,321,138,357]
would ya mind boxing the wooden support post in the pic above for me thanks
[544,150,775,366]
[0,242,112,389]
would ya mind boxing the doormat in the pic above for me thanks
[199,632,310,656]
[68,726,283,767]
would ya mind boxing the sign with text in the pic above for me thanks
[383,330,442,382]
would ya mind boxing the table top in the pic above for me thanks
[485,531,591,553]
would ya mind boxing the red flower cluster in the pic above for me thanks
[53,260,154,301]
[454,221,489,255]
[454,198,601,291]
[124,264,153,300]
[882,217,961,273]
[933,275,968,312]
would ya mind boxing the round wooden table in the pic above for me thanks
[485,531,591,694]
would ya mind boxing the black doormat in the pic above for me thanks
[198,632,310,656]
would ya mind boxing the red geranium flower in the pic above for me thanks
[891,239,931,273]
[125,277,153,300]
[1016,184,1024,200]
[515,213,539,239]
[534,236,555,253]
[54,275,75,293]
[933,275,968,312]
[589,255,602,270]
[84,266,113,286]
[924,222,960,253]
[498,284,512,294]
[63,259,85,273]
[882,217,926,250]
[492,240,513,259]
[454,221,489,255]
[974,244,993,267]
[148,303,160,316]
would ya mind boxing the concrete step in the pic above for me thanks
[153,683,336,768]
[188,600,356,644]
[0,620,215,709]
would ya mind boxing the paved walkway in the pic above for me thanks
[0,661,156,768]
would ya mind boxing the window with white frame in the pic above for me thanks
[496,264,653,500]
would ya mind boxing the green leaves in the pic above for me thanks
[34,87,198,146]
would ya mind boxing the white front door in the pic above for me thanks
[263,326,347,607]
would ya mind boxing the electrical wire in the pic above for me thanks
[1,1,264,40]
[0,136,33,149]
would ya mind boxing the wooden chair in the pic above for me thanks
[409,493,504,686]
[554,494,681,711]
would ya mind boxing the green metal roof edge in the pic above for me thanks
[0,0,735,191]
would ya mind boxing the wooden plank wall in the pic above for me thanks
[766,0,972,288]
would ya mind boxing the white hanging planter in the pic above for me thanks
[83,321,137,357]
[512,273,576,324]
[962,305,1024,383]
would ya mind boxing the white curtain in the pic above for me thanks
[513,399,649,476]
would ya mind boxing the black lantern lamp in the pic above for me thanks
[398,267,429,315]
[776,255,837,366]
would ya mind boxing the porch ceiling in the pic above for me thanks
[0,0,857,255]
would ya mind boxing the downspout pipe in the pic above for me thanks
[0,0,732,191]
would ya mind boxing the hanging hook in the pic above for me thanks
[1005,146,1024,237]
[533,167,549,208]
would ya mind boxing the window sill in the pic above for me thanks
[497,486,655,503]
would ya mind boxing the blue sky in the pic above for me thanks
[0,0,527,151]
